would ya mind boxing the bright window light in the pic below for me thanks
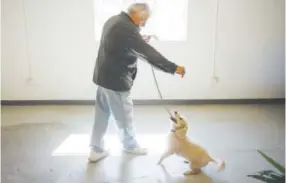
[52,134,168,156]
[93,0,188,41]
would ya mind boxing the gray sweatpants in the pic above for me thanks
[90,86,137,150]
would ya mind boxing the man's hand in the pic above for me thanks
[176,66,185,78]
[142,35,151,43]
[142,35,158,43]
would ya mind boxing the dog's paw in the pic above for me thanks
[183,171,192,176]
[184,170,201,176]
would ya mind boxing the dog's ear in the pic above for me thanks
[179,116,187,124]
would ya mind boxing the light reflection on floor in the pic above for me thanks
[52,134,168,156]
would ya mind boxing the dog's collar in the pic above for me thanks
[171,125,186,133]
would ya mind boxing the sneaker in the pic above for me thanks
[88,150,109,163]
[123,147,148,155]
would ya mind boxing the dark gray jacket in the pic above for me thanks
[93,12,178,91]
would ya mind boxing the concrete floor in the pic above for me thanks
[1,104,285,183]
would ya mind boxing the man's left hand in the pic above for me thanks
[142,35,151,43]
[176,66,186,78]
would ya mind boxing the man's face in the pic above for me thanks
[133,10,150,27]
[138,13,149,27]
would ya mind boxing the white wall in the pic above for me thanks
[2,0,285,100]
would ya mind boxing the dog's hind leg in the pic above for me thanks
[184,163,202,175]
[209,158,226,171]
[184,168,201,175]
[157,151,173,165]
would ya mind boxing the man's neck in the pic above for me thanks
[125,12,138,25]
[121,11,140,30]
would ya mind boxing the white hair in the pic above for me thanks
[127,3,151,16]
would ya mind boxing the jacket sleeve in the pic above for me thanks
[121,25,178,74]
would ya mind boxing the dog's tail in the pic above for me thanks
[210,158,226,172]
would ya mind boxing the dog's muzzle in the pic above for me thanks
[170,116,177,123]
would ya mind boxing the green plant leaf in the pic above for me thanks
[248,174,276,182]
[257,150,285,174]
[269,173,285,181]
[258,170,283,177]
[258,170,276,175]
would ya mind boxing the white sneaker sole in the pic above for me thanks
[88,152,109,163]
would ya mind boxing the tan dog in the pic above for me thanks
[157,111,226,175]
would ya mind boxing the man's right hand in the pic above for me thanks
[176,66,186,78]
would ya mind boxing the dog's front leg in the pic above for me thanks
[157,151,173,165]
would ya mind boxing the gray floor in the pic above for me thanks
[1,104,285,183]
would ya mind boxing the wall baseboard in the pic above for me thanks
[1,99,284,106]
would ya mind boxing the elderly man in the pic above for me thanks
[89,3,185,162]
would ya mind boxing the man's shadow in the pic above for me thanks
[118,153,138,183]
[84,153,138,183]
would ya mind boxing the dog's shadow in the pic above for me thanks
[157,164,218,183]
